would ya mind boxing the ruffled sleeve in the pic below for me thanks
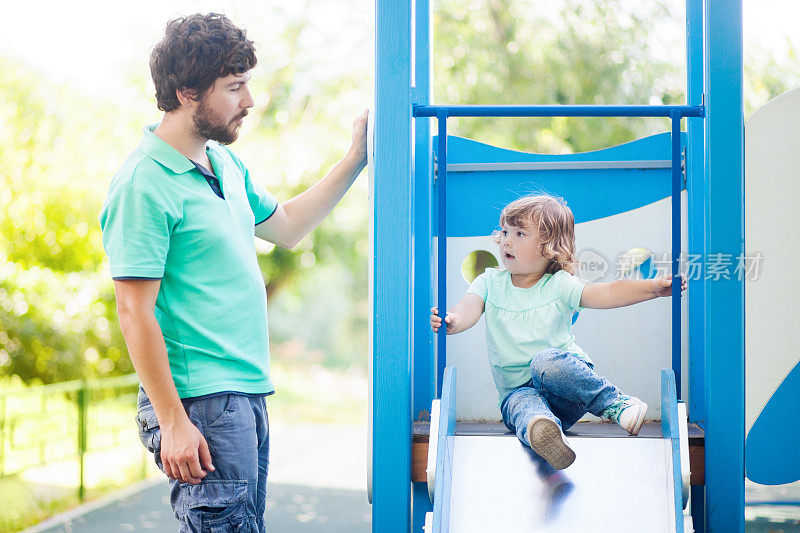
[554,270,586,311]
[466,268,493,302]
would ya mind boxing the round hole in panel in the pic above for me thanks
[461,250,498,284]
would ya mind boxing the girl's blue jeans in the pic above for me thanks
[500,348,623,474]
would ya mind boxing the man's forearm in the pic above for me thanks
[280,153,365,246]
[119,311,187,427]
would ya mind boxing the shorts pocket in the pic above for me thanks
[181,480,253,532]
[135,404,161,455]
[205,394,239,428]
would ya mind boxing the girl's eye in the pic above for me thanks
[517,232,524,237]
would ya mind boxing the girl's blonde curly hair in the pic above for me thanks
[496,194,578,275]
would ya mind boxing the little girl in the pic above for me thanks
[430,194,685,471]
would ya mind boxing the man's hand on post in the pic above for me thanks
[348,109,369,169]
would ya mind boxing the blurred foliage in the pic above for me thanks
[1,0,799,385]
[434,0,683,153]
[435,0,800,152]
[0,0,373,383]
[745,40,800,117]
[0,58,140,383]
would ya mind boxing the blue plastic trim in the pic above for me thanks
[662,368,685,533]
[432,133,687,237]
[414,104,705,118]
[373,1,413,530]
[704,1,745,531]
[432,367,457,533]
[746,360,800,484]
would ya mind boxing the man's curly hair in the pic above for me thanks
[150,13,257,112]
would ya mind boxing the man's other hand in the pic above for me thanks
[160,417,215,484]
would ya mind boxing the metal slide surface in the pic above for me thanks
[446,435,676,533]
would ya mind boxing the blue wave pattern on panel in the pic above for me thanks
[746,360,800,485]
[432,132,687,237]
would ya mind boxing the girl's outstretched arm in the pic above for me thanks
[430,293,485,335]
[580,274,687,309]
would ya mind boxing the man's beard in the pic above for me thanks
[192,99,245,145]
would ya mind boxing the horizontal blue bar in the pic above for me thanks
[413,104,705,118]
[744,501,800,507]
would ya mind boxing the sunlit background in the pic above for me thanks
[1,0,799,531]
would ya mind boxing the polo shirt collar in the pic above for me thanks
[138,124,198,175]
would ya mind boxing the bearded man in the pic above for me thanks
[99,13,367,531]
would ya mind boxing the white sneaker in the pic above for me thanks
[617,397,648,436]
[527,415,576,470]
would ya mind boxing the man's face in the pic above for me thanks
[191,71,254,145]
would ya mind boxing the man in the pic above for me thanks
[99,13,367,531]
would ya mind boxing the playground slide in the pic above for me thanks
[424,368,692,533]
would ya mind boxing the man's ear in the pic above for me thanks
[176,88,199,108]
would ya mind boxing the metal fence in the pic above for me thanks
[0,373,146,501]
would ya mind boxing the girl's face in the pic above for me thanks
[497,221,549,276]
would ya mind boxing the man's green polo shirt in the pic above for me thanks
[100,124,278,398]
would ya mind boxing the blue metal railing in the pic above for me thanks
[413,103,706,400]
[413,104,705,118]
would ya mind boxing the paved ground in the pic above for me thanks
[27,421,372,532]
[32,480,370,532]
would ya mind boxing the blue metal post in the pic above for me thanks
[374,0,413,529]
[671,111,682,400]
[687,0,706,427]
[412,0,434,527]
[704,0,745,531]
[436,112,448,398]
[686,0,706,529]
[412,0,434,422]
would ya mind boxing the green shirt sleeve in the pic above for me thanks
[555,270,586,311]
[223,146,278,224]
[100,182,173,279]
[466,270,490,301]
[244,166,278,224]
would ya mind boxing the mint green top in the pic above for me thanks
[99,125,278,398]
[467,268,592,405]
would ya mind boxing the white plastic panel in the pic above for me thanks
[744,87,800,434]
